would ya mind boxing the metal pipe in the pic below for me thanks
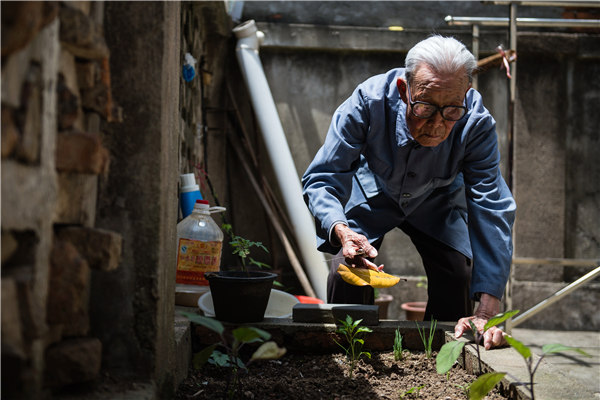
[512,257,600,267]
[505,2,518,334]
[232,20,329,300]
[510,266,600,328]
[472,24,480,90]
[488,1,600,8]
[445,15,600,28]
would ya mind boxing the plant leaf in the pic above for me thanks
[336,264,401,288]
[193,344,217,370]
[483,310,520,332]
[209,350,231,367]
[250,341,287,361]
[179,311,224,335]
[542,343,591,357]
[505,335,531,359]
[436,341,466,374]
[469,372,506,400]
[233,326,271,344]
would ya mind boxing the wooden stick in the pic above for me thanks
[226,129,318,298]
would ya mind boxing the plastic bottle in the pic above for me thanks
[176,200,225,287]
[179,173,203,219]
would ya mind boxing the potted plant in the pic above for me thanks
[400,275,427,321]
[205,224,277,323]
[373,288,394,319]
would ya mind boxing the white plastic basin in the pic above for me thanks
[198,288,299,319]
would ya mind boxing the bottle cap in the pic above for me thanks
[180,173,200,193]
[195,199,210,210]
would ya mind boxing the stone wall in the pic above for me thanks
[0,1,225,398]
[1,1,259,397]
[1,2,122,397]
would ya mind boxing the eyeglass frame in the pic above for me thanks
[406,84,468,121]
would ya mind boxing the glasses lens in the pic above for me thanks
[441,106,466,121]
[412,103,436,118]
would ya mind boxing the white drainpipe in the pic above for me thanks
[233,20,329,300]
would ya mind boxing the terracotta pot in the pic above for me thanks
[401,301,427,321]
[205,270,277,323]
[374,294,394,319]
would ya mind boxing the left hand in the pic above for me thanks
[454,293,508,350]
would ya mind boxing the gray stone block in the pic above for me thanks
[292,303,379,325]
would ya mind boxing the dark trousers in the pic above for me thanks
[327,222,474,322]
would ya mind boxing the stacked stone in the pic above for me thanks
[1,2,122,397]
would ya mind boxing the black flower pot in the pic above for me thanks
[205,270,278,323]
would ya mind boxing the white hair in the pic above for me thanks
[405,35,477,84]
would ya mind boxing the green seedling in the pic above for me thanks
[399,384,425,398]
[393,328,404,361]
[180,311,286,400]
[222,223,270,271]
[415,318,437,358]
[436,310,519,376]
[334,314,373,377]
[436,309,591,400]
[504,336,591,400]
[454,382,471,397]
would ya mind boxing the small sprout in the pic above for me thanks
[400,384,425,398]
[333,314,373,378]
[180,311,286,400]
[222,223,270,271]
[393,328,404,361]
[415,318,437,358]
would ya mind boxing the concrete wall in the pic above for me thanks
[98,3,180,396]
[241,2,600,330]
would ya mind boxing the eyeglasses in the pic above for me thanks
[407,84,467,121]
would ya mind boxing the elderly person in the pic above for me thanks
[302,35,516,349]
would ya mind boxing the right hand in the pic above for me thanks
[333,224,383,272]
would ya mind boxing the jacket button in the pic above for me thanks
[402,193,412,198]
[401,201,409,208]
[407,171,416,178]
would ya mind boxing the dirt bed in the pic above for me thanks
[175,350,508,399]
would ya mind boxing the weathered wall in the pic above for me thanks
[98,2,180,396]
[1,1,264,397]
[242,2,600,330]
[1,1,193,398]
[1,2,123,397]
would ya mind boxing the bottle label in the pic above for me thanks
[176,238,222,285]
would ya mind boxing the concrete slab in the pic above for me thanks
[509,328,600,400]
[445,328,600,400]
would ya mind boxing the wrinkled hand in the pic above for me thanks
[454,316,507,350]
[333,224,383,272]
[454,293,507,350]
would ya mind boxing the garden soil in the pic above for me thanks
[175,350,508,399]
